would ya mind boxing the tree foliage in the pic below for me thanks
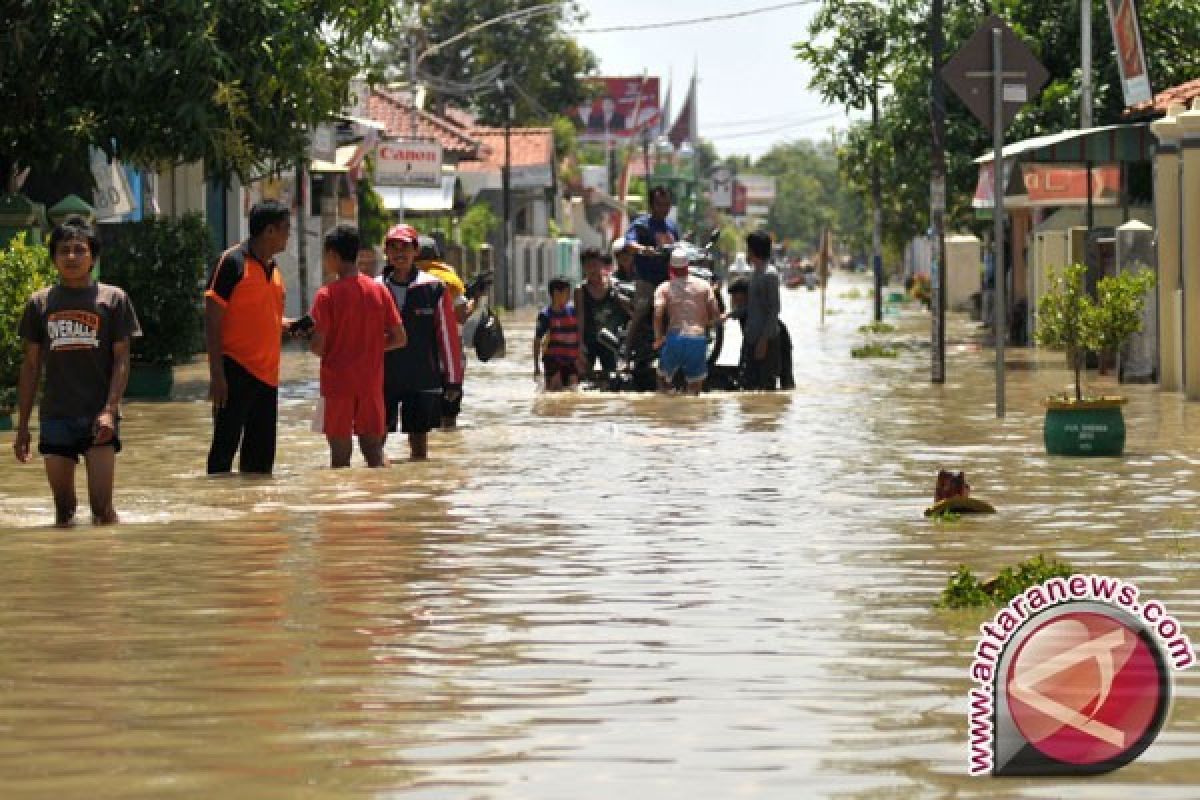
[0,233,56,393]
[714,139,869,257]
[796,0,1200,255]
[1036,263,1154,401]
[402,1,597,126]
[458,201,498,252]
[0,1,394,183]
[100,214,212,365]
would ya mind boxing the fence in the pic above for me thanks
[509,236,581,309]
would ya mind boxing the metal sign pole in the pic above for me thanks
[930,0,947,384]
[992,28,1007,417]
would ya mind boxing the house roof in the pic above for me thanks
[1125,77,1200,118]
[366,89,482,158]
[456,128,555,173]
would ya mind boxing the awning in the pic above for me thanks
[337,114,387,132]
[975,122,1154,165]
[376,175,458,213]
[310,145,359,173]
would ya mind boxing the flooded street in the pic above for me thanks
[1,273,1198,798]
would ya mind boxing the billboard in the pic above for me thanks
[374,139,442,187]
[1106,0,1152,107]
[710,166,734,210]
[573,76,661,142]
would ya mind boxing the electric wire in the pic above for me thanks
[570,0,815,34]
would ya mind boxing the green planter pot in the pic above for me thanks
[124,363,174,400]
[1043,398,1126,456]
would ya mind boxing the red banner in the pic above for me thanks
[973,162,1120,208]
[1023,164,1120,206]
[573,77,661,142]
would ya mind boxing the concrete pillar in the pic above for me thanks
[1152,104,1184,391]
[1177,100,1200,400]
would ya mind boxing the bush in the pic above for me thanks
[100,214,211,365]
[459,201,498,252]
[0,233,56,397]
[937,555,1075,609]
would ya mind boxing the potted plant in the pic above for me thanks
[100,213,210,399]
[0,233,56,430]
[1035,262,1155,456]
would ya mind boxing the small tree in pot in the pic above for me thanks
[1035,262,1155,455]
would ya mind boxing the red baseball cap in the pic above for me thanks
[385,224,418,244]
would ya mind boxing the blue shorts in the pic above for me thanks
[658,332,708,382]
[38,416,122,462]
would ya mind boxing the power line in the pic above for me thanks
[570,1,815,34]
[703,110,845,132]
[704,112,846,140]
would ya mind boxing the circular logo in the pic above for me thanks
[1005,609,1170,770]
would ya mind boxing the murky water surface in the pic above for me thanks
[1,276,1197,798]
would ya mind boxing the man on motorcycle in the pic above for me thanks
[575,247,629,378]
[622,185,679,362]
[611,238,636,282]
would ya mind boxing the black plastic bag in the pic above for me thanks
[474,306,506,362]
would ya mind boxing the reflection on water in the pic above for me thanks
[0,275,1197,798]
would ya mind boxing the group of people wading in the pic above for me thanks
[12,193,792,527]
[533,186,793,395]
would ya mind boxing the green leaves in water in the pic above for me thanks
[937,555,1075,609]
[857,321,896,335]
[851,344,898,358]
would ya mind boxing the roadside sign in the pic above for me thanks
[942,16,1049,135]
[309,123,337,163]
[710,166,733,210]
[943,16,1048,418]
[374,139,443,187]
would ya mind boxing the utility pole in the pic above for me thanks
[296,158,308,314]
[992,27,1007,417]
[1081,0,1093,129]
[930,0,947,383]
[501,75,513,309]
[409,26,419,140]
[871,76,884,323]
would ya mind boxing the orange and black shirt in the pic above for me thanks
[205,244,285,387]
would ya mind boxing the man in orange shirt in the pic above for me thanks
[204,201,293,474]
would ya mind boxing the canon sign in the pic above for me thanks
[374,139,443,187]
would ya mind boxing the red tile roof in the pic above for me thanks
[456,127,555,173]
[366,89,482,158]
[1125,77,1200,117]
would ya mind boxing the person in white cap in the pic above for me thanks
[652,247,721,395]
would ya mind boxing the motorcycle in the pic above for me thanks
[587,228,727,392]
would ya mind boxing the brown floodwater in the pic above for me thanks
[1,274,1197,798]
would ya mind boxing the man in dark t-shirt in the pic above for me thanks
[14,216,141,527]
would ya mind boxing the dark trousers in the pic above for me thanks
[207,356,278,474]
[778,322,795,390]
[741,334,782,390]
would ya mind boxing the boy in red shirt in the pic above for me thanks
[309,225,406,468]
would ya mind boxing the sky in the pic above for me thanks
[572,0,856,160]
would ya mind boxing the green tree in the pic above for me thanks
[404,1,597,126]
[357,160,391,249]
[0,234,56,395]
[755,140,842,252]
[458,201,498,251]
[1,1,394,183]
[799,0,1200,254]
